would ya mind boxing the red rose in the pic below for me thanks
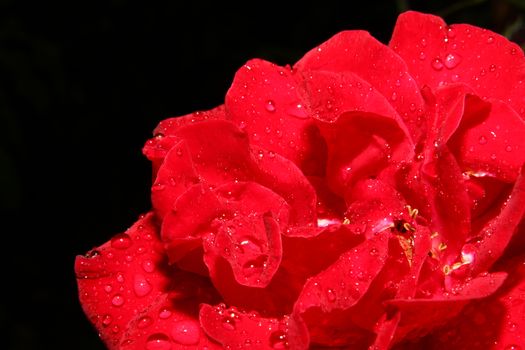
[76,11,525,349]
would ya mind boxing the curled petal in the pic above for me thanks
[390,11,525,119]
[226,59,327,175]
[296,30,426,141]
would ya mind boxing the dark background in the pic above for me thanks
[1,0,524,349]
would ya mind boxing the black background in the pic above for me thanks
[1,1,524,349]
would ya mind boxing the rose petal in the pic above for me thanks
[75,213,171,349]
[470,164,525,275]
[416,257,525,349]
[318,111,414,196]
[387,272,507,345]
[225,59,327,175]
[448,96,525,182]
[143,106,226,175]
[200,303,308,349]
[119,273,221,349]
[295,30,426,141]
[151,140,200,219]
[292,233,389,346]
[390,11,525,120]
[203,182,288,288]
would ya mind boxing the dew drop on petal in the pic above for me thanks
[111,294,125,307]
[171,320,201,345]
[487,36,495,44]
[221,317,236,330]
[265,100,276,113]
[137,316,153,329]
[444,53,461,69]
[432,58,444,71]
[133,274,152,297]
[142,259,155,273]
[269,330,288,349]
[159,308,172,319]
[478,135,488,145]
[419,52,426,60]
[370,247,379,256]
[111,233,132,250]
[146,333,172,350]
[102,314,112,326]
[504,345,522,350]
[326,288,336,302]
[506,145,513,152]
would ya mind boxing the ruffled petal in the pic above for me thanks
[318,111,414,196]
[225,59,327,175]
[75,213,173,348]
[414,256,525,349]
[143,106,226,175]
[390,11,525,120]
[448,96,525,182]
[295,30,426,141]
[292,233,389,347]
[200,304,308,349]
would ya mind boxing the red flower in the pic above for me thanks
[76,11,525,349]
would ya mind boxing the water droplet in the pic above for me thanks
[265,100,276,113]
[102,314,112,326]
[391,92,397,101]
[370,247,379,256]
[326,288,336,302]
[133,274,152,297]
[267,151,275,158]
[111,294,125,307]
[159,308,172,319]
[171,320,200,345]
[152,182,166,192]
[451,74,460,82]
[419,52,426,60]
[146,333,172,350]
[104,284,113,293]
[269,330,288,349]
[444,53,461,69]
[490,154,497,160]
[111,233,132,250]
[286,103,308,119]
[504,345,522,350]
[142,260,155,273]
[116,272,125,283]
[221,316,236,330]
[487,36,495,44]
[447,27,456,38]
[420,38,427,47]
[506,145,513,152]
[432,58,444,71]
[509,322,518,332]
[137,316,153,329]
[478,135,488,145]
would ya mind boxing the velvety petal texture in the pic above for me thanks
[77,11,525,350]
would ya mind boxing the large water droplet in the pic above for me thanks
[111,233,132,250]
[269,330,288,349]
[171,320,200,345]
[111,294,125,307]
[265,100,276,113]
[444,53,461,69]
[134,274,152,297]
[146,333,172,350]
